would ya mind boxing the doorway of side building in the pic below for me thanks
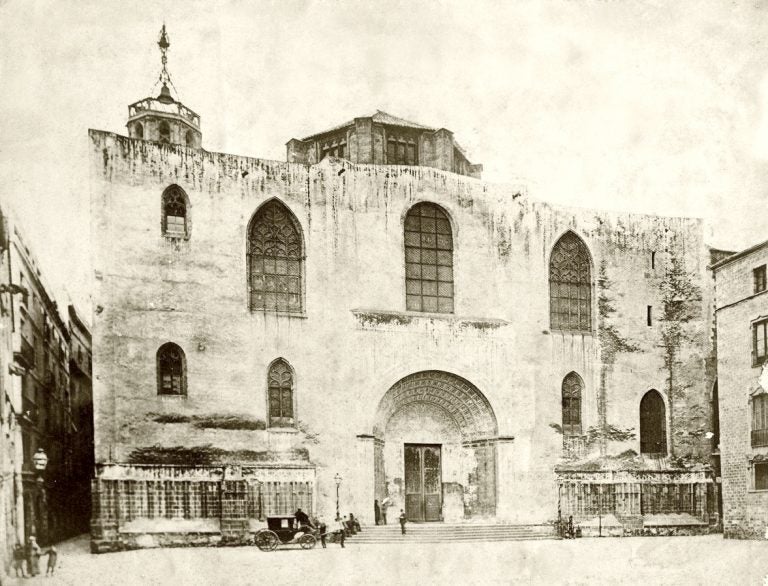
[404,443,442,522]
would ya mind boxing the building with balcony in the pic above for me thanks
[712,239,768,538]
[0,203,95,578]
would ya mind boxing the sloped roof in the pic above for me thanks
[301,110,435,141]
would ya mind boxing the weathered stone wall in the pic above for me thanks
[714,245,768,538]
[89,129,714,531]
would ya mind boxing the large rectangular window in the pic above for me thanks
[754,319,768,366]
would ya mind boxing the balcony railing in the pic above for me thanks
[128,97,200,127]
[752,428,768,447]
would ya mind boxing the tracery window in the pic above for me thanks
[248,200,303,313]
[162,186,188,238]
[549,232,592,332]
[157,343,186,396]
[268,359,294,427]
[405,203,454,313]
[640,389,666,455]
[561,372,583,435]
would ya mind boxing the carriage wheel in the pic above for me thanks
[299,534,316,550]
[255,530,279,552]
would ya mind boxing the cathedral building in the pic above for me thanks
[89,27,719,550]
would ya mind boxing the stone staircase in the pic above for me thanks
[348,523,558,544]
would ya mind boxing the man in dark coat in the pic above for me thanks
[295,508,311,528]
[399,509,407,535]
[374,500,381,525]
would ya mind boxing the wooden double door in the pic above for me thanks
[404,444,442,522]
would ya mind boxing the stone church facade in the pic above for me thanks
[89,30,720,551]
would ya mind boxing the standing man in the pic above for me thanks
[374,499,381,526]
[381,497,390,525]
[314,516,327,548]
[12,543,26,577]
[26,535,42,577]
[336,517,346,548]
[295,507,312,529]
[399,509,407,535]
[45,545,58,576]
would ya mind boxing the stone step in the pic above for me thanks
[350,535,556,543]
[347,524,558,543]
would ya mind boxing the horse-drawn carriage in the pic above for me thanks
[254,515,318,551]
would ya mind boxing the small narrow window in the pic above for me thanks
[268,359,294,427]
[647,305,652,326]
[755,462,768,490]
[651,251,656,269]
[754,319,768,366]
[159,121,171,144]
[136,123,144,139]
[640,389,667,455]
[156,343,186,396]
[754,265,766,294]
[185,130,193,147]
[162,185,188,238]
[561,372,583,435]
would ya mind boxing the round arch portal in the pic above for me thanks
[373,370,498,441]
[373,371,498,521]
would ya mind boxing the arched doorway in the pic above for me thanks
[640,390,667,455]
[373,371,498,521]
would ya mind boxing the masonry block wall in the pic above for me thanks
[90,129,714,544]
[714,245,768,538]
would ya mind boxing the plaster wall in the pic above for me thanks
[90,130,714,525]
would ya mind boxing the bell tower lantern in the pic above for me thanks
[126,25,202,148]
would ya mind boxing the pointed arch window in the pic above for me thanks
[550,232,592,332]
[157,343,186,396]
[405,202,454,313]
[248,200,304,313]
[562,372,583,435]
[162,186,188,238]
[136,123,144,139]
[268,359,294,427]
[640,390,666,455]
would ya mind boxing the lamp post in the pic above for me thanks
[334,473,342,521]
[32,448,48,543]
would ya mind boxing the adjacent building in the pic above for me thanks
[89,27,721,551]
[0,202,94,576]
[712,239,768,538]
[68,305,93,536]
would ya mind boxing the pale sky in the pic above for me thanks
[1,0,767,314]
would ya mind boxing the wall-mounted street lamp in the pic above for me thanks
[334,473,342,521]
[32,448,48,482]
